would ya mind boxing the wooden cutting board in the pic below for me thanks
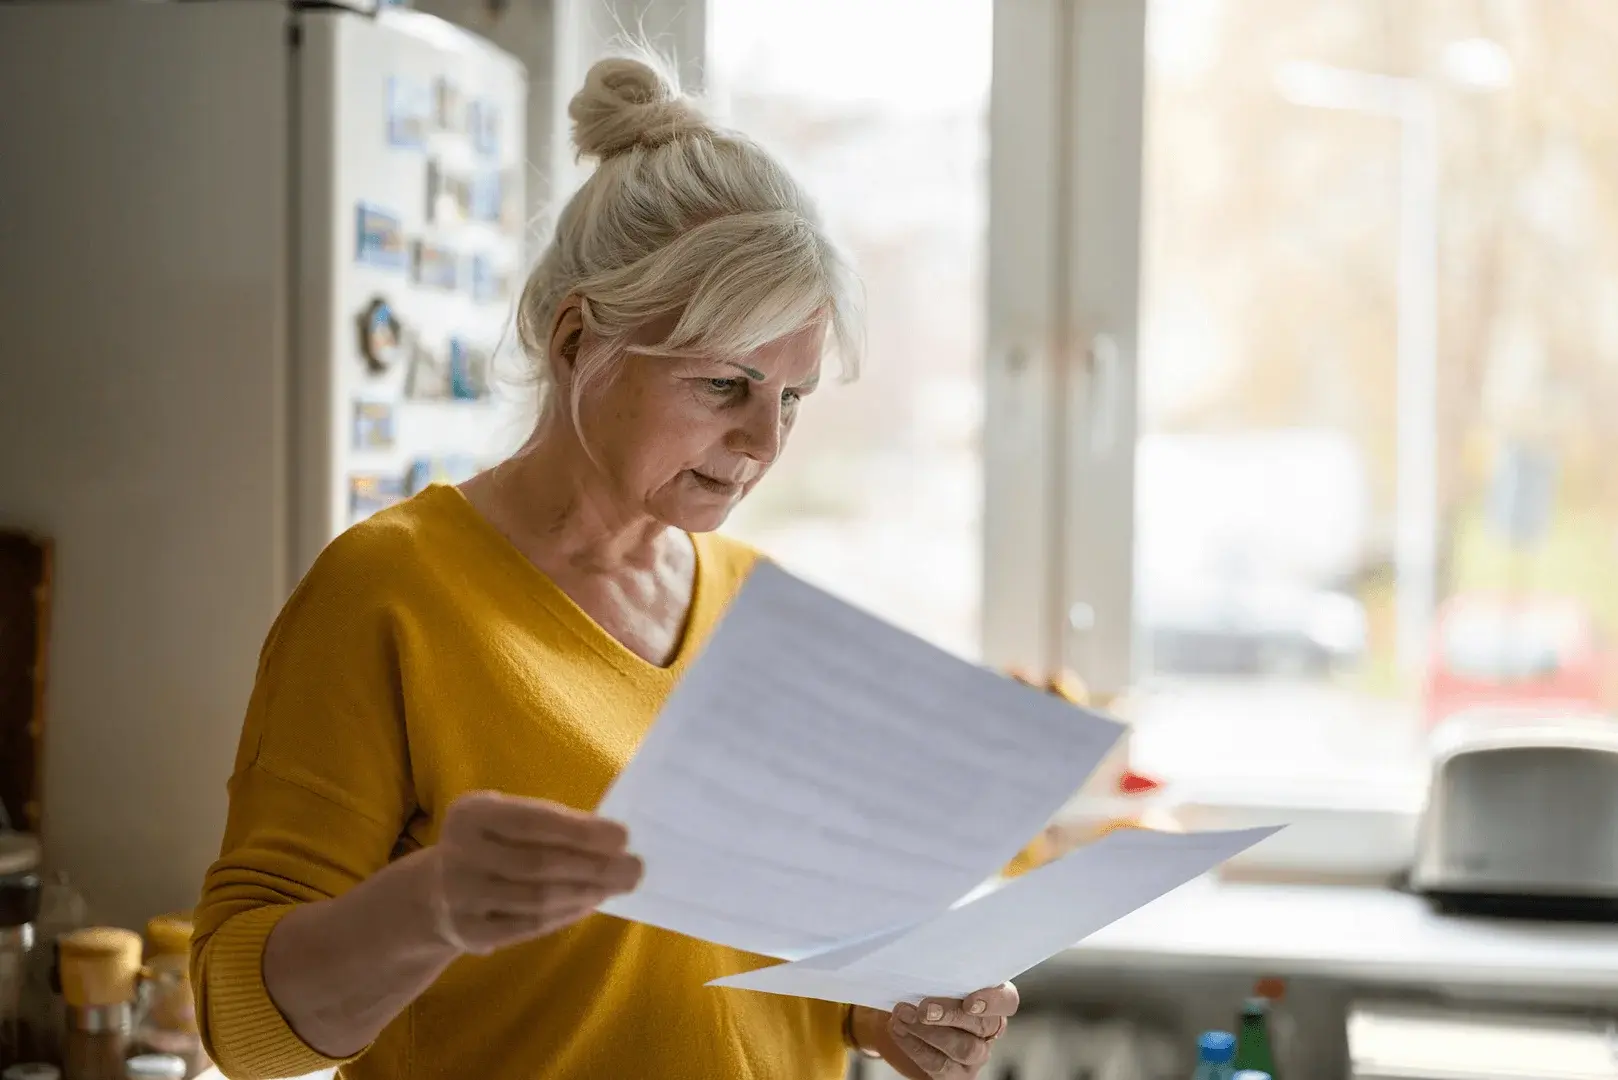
[0,528,50,834]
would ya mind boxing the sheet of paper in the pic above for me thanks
[596,561,1126,960]
[707,826,1281,1010]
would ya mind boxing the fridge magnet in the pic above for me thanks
[468,99,500,157]
[427,159,472,224]
[355,296,405,372]
[412,239,460,291]
[434,77,465,134]
[406,455,480,496]
[404,338,451,400]
[469,255,510,305]
[386,76,428,149]
[351,400,397,450]
[349,472,407,520]
[355,204,408,271]
[447,337,491,400]
[423,159,462,225]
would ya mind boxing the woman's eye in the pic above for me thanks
[704,378,741,395]
[782,388,801,407]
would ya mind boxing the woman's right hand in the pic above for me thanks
[419,790,644,956]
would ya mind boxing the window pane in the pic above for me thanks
[1132,1,1618,799]
[709,0,990,658]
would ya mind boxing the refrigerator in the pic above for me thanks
[0,0,531,928]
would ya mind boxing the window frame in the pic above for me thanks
[982,0,1144,701]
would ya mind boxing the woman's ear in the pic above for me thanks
[547,297,585,386]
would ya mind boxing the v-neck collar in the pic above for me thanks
[429,483,715,681]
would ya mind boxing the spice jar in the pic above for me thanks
[56,929,141,1080]
[131,917,201,1075]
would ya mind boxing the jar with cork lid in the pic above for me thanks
[55,928,141,1080]
[131,916,202,1076]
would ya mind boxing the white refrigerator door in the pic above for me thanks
[294,8,531,575]
[0,0,293,928]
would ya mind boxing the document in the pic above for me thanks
[707,825,1281,1010]
[596,561,1128,961]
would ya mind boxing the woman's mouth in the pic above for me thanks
[688,470,744,495]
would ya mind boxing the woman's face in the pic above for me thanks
[556,309,824,533]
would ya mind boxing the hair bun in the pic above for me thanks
[569,53,708,160]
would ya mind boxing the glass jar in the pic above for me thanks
[56,929,141,1080]
[132,916,201,1075]
[0,834,43,1069]
[25,872,88,1066]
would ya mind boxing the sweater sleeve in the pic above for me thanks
[191,538,416,1080]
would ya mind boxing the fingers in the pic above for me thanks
[450,791,631,854]
[448,879,623,954]
[888,1028,959,1078]
[897,1000,998,1040]
[899,984,1018,1033]
[462,836,643,889]
[891,1004,994,1066]
[467,874,632,916]
[962,983,1020,1019]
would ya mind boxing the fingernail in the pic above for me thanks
[969,999,987,1015]
[896,1003,917,1023]
[925,1003,944,1022]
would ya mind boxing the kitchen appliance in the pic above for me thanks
[1348,1000,1618,1080]
[0,1,529,928]
[1409,708,1618,919]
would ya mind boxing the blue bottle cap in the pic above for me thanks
[1234,1073,1272,1080]
[1197,1030,1237,1062]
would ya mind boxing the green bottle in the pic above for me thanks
[1233,979,1283,1078]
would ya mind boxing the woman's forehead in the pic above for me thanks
[627,313,825,381]
[740,322,824,381]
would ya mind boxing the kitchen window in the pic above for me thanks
[572,0,1618,866]
[1121,0,1618,832]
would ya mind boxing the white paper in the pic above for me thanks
[596,561,1127,961]
[707,826,1282,1010]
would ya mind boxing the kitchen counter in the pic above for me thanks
[1044,876,1618,991]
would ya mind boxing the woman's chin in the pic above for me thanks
[658,498,738,534]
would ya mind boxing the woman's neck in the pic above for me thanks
[481,427,675,575]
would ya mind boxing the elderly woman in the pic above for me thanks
[191,53,1016,1080]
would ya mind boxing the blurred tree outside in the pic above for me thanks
[1142,0,1618,698]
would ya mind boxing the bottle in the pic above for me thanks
[1192,1030,1236,1080]
[1234,978,1284,1078]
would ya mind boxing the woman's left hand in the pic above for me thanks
[852,983,1019,1079]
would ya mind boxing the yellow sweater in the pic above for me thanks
[191,484,848,1080]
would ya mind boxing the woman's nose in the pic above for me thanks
[730,400,784,463]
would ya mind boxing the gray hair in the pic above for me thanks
[516,48,864,430]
